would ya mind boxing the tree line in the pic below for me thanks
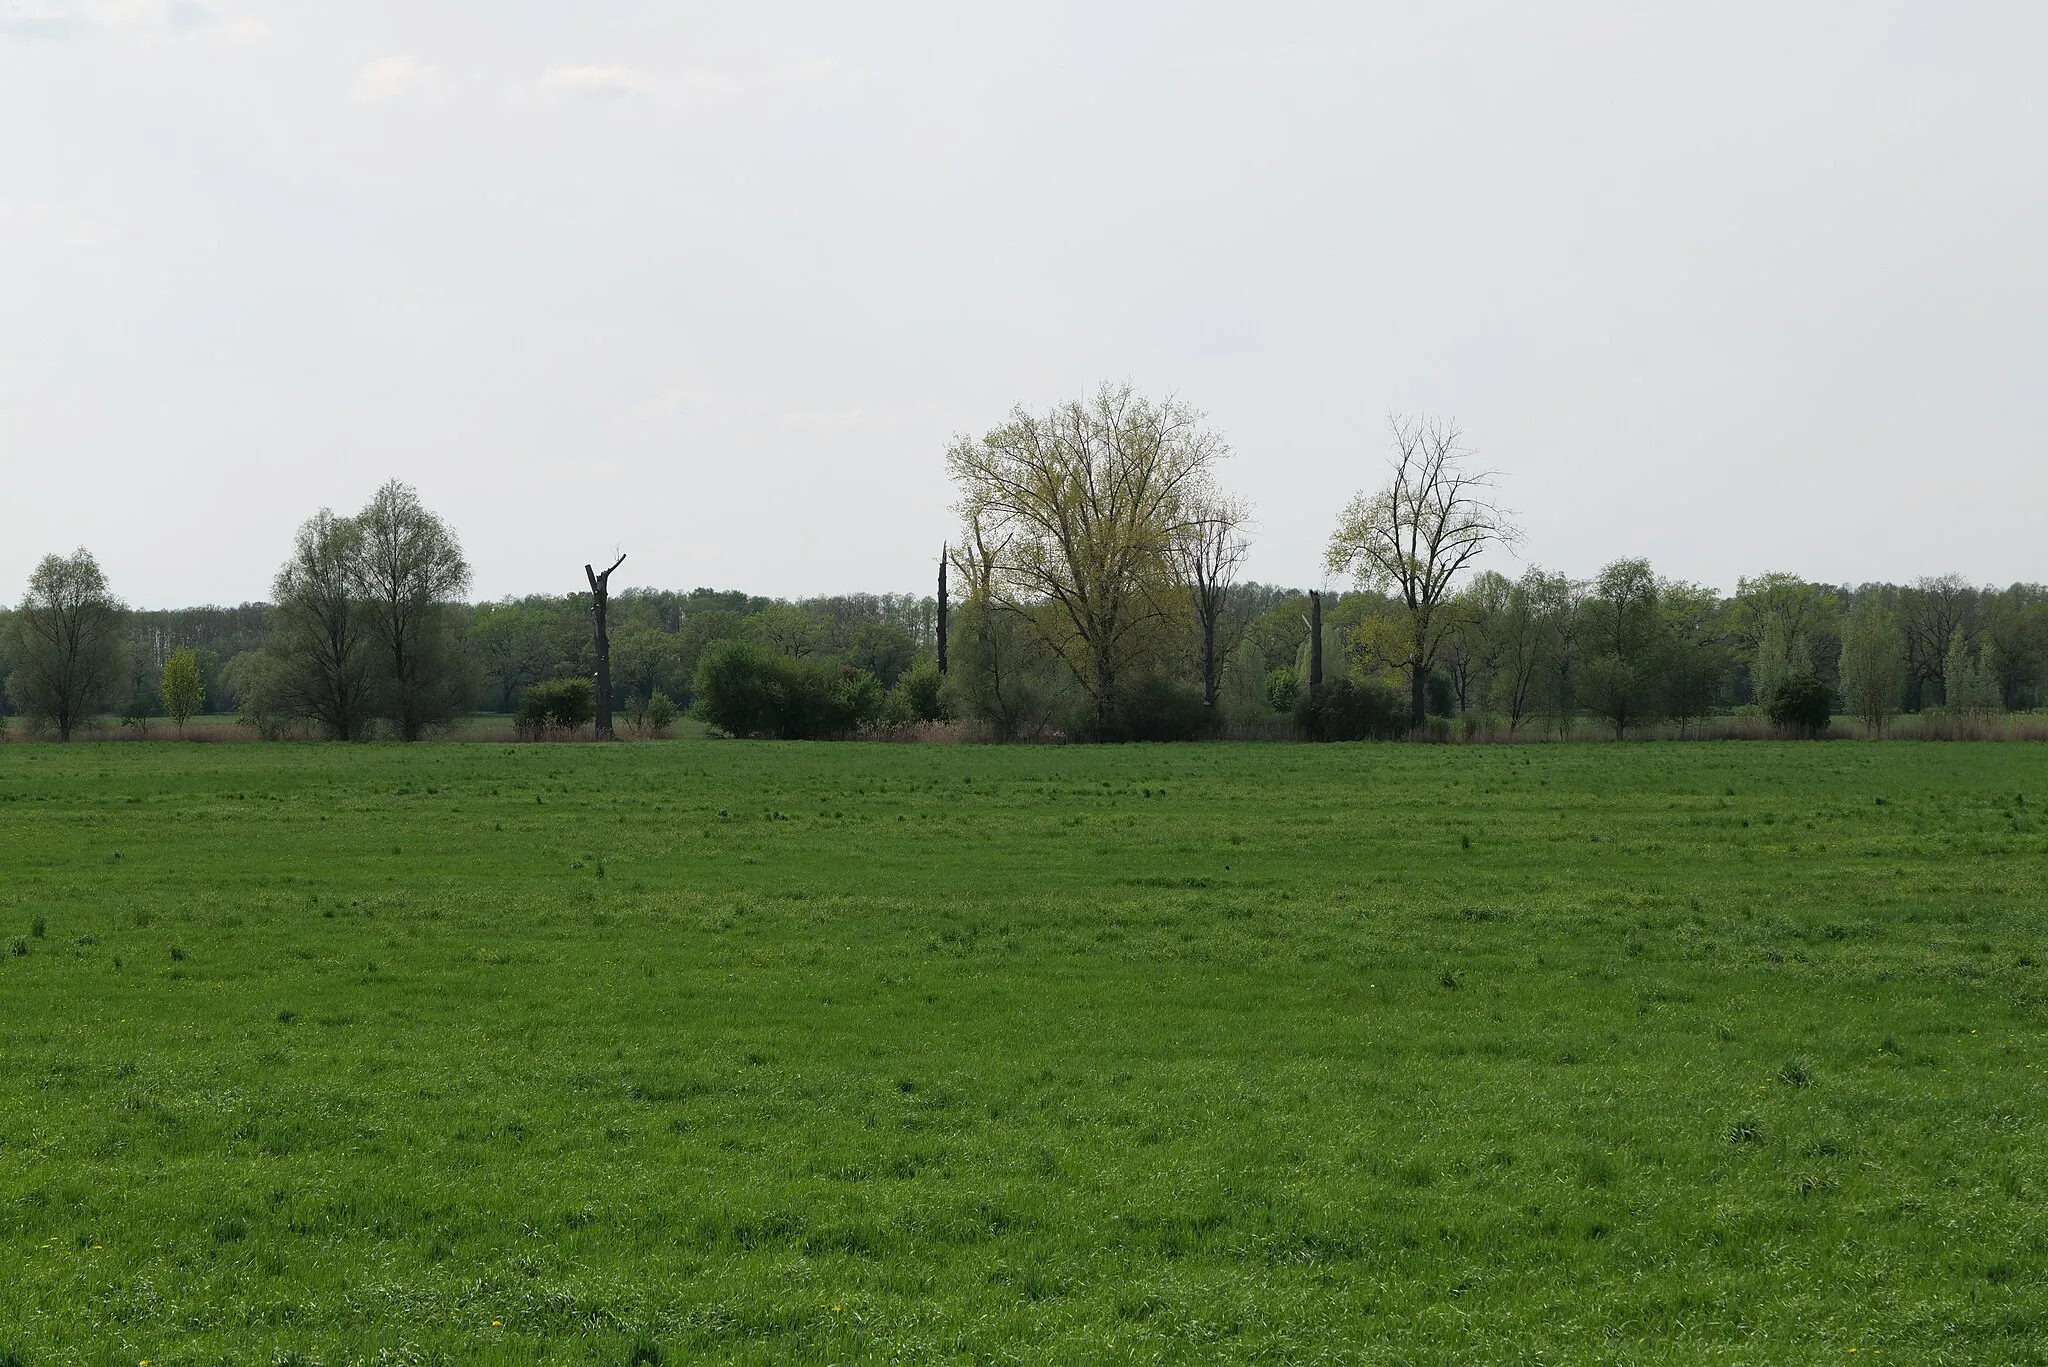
[3,386,2045,741]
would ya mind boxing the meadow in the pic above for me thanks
[1,738,2044,1365]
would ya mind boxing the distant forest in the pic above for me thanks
[3,388,2045,742]
[4,569,2043,739]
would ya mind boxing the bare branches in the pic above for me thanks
[1173,492,1252,707]
[1325,415,1518,726]
[585,553,626,596]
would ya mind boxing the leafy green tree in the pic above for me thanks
[750,603,828,658]
[890,657,951,724]
[942,588,1068,741]
[1980,586,2048,710]
[1528,570,1588,738]
[948,383,1225,737]
[1732,573,1839,704]
[1439,571,1509,712]
[1484,570,1551,734]
[1838,600,1904,734]
[1943,628,2001,716]
[224,649,294,740]
[1578,559,1663,739]
[1659,581,1728,737]
[848,621,918,690]
[643,690,678,736]
[355,481,473,739]
[4,549,128,741]
[470,602,564,712]
[675,610,749,701]
[1768,676,1832,737]
[1264,667,1301,714]
[159,648,205,733]
[268,509,375,740]
[612,623,683,711]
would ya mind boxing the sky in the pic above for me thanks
[3,1,2044,608]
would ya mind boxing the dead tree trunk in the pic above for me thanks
[585,553,625,740]
[937,550,949,675]
[1308,590,1324,689]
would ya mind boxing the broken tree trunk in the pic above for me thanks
[585,553,626,741]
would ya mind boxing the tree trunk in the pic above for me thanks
[937,553,949,675]
[1202,612,1218,709]
[1410,661,1427,731]
[1308,591,1323,689]
[586,554,625,741]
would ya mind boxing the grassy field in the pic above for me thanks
[1,739,2045,1364]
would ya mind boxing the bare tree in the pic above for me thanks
[1307,590,1324,687]
[947,383,1225,735]
[1899,573,1974,707]
[3,549,127,741]
[1172,494,1252,709]
[356,481,472,740]
[1325,416,1519,730]
[586,553,626,740]
[936,549,949,674]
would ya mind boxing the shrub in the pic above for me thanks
[692,641,882,739]
[1426,674,1456,718]
[945,599,1067,741]
[1768,675,1832,738]
[1095,675,1213,742]
[1458,710,1505,742]
[1264,669,1301,714]
[518,677,595,739]
[892,658,952,724]
[1294,679,1406,742]
[644,690,677,736]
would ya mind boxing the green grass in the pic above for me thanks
[1,739,2045,1364]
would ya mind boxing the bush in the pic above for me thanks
[893,658,951,724]
[644,690,677,736]
[692,641,882,739]
[945,599,1067,741]
[1768,675,1832,738]
[1264,669,1301,714]
[1294,679,1406,742]
[518,677,595,739]
[1426,674,1456,718]
[1096,675,1213,742]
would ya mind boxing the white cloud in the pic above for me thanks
[538,64,650,101]
[350,53,434,104]
[2,0,268,45]
[0,200,119,247]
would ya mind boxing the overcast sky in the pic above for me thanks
[3,2,2043,608]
